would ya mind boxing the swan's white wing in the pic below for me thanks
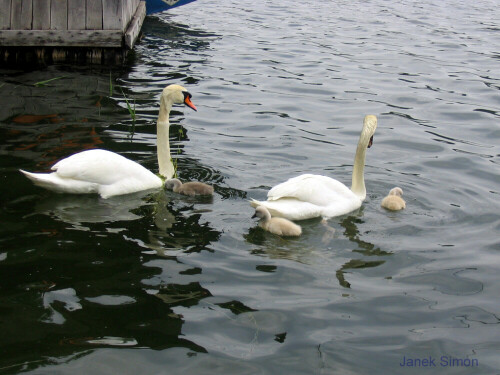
[24,149,162,198]
[267,174,355,207]
[53,149,157,185]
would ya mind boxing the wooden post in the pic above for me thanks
[11,0,33,30]
[51,0,69,30]
[0,0,12,30]
[33,0,51,30]
[86,0,103,30]
[68,0,86,30]
[103,0,125,31]
[125,1,146,49]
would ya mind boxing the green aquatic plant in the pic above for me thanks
[34,76,66,87]
[109,72,113,97]
[119,88,136,139]
[120,88,136,122]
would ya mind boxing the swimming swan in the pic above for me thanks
[381,187,405,211]
[165,178,214,197]
[20,84,197,199]
[252,206,302,237]
[250,115,377,220]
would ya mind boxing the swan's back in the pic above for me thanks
[268,174,355,206]
[252,174,361,220]
[22,149,162,198]
[53,150,155,183]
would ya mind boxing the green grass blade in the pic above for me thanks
[34,76,66,87]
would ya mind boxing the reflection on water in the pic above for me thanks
[31,194,147,228]
[246,209,390,287]
[1,0,500,373]
[0,185,221,372]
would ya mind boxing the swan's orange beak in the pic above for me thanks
[183,92,197,111]
[368,135,373,148]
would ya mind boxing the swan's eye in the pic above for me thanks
[368,135,374,148]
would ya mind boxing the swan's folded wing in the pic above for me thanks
[267,174,354,206]
[267,174,314,200]
[53,150,153,185]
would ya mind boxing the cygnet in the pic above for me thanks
[165,178,214,197]
[252,206,302,237]
[381,187,406,211]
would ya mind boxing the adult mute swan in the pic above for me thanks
[20,84,197,199]
[252,206,302,237]
[250,115,377,221]
[381,187,406,211]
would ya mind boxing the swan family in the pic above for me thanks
[20,84,404,237]
[20,84,197,199]
[250,115,378,221]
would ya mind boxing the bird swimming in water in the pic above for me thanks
[252,205,302,237]
[381,187,406,211]
[165,178,214,197]
[20,84,197,198]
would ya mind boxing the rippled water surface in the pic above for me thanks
[1,0,500,374]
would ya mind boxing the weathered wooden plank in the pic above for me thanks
[124,1,145,49]
[123,0,133,30]
[33,0,51,30]
[119,0,129,30]
[103,0,124,31]
[131,0,139,25]
[86,0,103,30]
[51,0,68,30]
[0,29,124,47]
[68,0,86,30]
[11,0,33,30]
[0,0,12,30]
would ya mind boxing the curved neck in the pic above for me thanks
[157,97,175,179]
[350,137,368,201]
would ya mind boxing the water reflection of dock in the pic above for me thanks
[0,0,146,64]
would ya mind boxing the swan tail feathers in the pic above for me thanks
[20,169,98,195]
[20,170,57,188]
[249,199,262,208]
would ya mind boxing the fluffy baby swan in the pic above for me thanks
[252,206,302,237]
[381,187,406,211]
[165,178,214,197]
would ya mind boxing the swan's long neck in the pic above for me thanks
[350,135,369,201]
[157,97,175,179]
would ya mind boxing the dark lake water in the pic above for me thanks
[1,0,500,374]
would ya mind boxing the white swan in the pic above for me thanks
[381,187,406,211]
[252,206,302,237]
[250,115,377,220]
[20,84,197,199]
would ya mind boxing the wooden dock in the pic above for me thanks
[0,0,146,64]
